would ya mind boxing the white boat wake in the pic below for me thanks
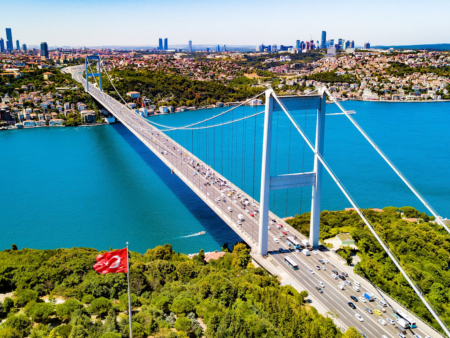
[177,231,206,239]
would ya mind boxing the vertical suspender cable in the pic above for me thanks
[274,110,279,213]
[286,122,292,217]
[299,109,308,215]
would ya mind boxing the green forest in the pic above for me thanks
[100,70,262,108]
[286,206,450,332]
[0,243,352,338]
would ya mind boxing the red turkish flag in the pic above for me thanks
[93,248,128,274]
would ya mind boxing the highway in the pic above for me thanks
[64,65,442,338]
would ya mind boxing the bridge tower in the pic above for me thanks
[85,55,102,92]
[258,88,326,256]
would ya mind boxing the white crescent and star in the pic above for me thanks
[104,255,121,268]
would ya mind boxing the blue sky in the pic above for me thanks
[2,0,450,48]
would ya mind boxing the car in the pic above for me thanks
[348,302,356,309]
[377,305,386,312]
[216,197,221,201]
[331,274,338,279]
[279,232,285,237]
[332,270,339,275]
[374,309,382,316]
[282,231,287,235]
[345,280,352,286]
[341,272,349,277]
[237,221,242,225]
[364,307,373,314]
[312,250,318,255]
[350,296,358,302]
[339,281,346,286]
[378,318,387,325]
[359,297,367,303]
[318,281,325,288]
[314,265,321,270]
[227,207,233,212]
[397,333,406,338]
[207,192,210,196]
[382,336,388,338]
[355,314,363,322]
[354,281,361,287]
[352,286,360,292]
[378,300,388,307]
[279,248,283,253]
[386,318,395,325]
[221,193,225,197]
[321,266,326,271]
[316,287,323,293]
[338,275,346,280]
[323,258,329,263]
[413,335,422,338]
[318,259,324,264]
[338,284,345,290]
[308,268,315,274]
[360,333,366,338]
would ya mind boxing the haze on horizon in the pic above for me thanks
[2,0,450,48]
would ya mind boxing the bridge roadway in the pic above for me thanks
[64,65,441,338]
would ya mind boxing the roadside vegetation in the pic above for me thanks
[0,243,352,338]
[286,206,450,332]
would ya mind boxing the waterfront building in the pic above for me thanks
[16,40,20,50]
[6,28,13,51]
[321,31,326,49]
[164,38,168,50]
[0,38,4,53]
[22,44,27,52]
[158,38,163,50]
[40,42,49,59]
[188,40,192,52]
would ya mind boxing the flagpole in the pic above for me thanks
[126,242,133,338]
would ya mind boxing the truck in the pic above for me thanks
[237,214,244,221]
[302,239,309,247]
[303,249,310,256]
[396,318,409,329]
[363,292,376,301]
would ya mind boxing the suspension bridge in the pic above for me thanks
[63,58,448,338]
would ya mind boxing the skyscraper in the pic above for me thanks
[6,28,13,51]
[40,42,49,58]
[22,44,27,52]
[188,40,192,52]
[338,39,343,49]
[16,40,20,50]
[216,45,220,52]
[158,38,163,50]
[223,44,226,52]
[321,31,327,49]
[164,38,168,50]
[350,40,355,48]
[0,38,4,53]
[296,40,300,49]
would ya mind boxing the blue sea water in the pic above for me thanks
[0,101,449,254]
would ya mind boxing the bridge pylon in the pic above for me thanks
[258,88,326,256]
[85,54,102,92]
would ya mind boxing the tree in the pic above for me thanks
[100,334,121,338]
[103,309,119,333]
[343,327,362,338]
[232,243,250,269]
[0,328,21,338]
[56,299,84,321]
[14,289,39,307]
[88,297,112,316]
[11,244,17,251]
[29,302,54,323]
[3,298,14,313]
[171,298,195,315]
[174,317,192,332]
[193,249,206,265]
[118,293,139,312]
[81,295,95,305]
[2,314,32,335]
[176,262,197,282]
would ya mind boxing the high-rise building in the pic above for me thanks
[16,40,20,50]
[321,31,326,49]
[363,42,371,49]
[338,39,343,49]
[329,39,334,47]
[296,40,300,49]
[216,45,220,52]
[22,44,27,52]
[6,28,13,51]
[223,44,226,52]
[158,38,163,50]
[40,42,49,58]
[206,47,210,52]
[342,39,346,50]
[188,40,192,52]
[271,44,277,52]
[350,40,355,48]
[0,38,4,53]
[164,38,168,50]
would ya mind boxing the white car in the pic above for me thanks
[382,336,389,338]
[318,281,325,288]
[321,266,326,271]
[355,314,363,322]
[378,319,387,326]
[237,221,242,225]
[308,268,315,274]
[227,207,233,212]
[273,237,279,243]
[339,281,346,286]
[345,280,352,286]
[331,274,338,279]
[352,286,360,292]
[221,193,226,197]
[312,250,318,255]
[323,258,329,263]
[338,284,345,290]
[354,281,361,287]
[207,192,210,196]
[358,297,367,303]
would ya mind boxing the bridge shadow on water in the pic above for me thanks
[111,123,242,248]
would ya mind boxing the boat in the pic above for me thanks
[198,231,205,235]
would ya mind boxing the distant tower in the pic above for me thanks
[22,44,27,52]
[158,38,163,50]
[216,45,220,52]
[321,31,326,49]
[296,40,300,49]
[164,38,168,50]
[188,40,192,52]
[271,44,277,52]
[351,40,355,48]
[223,44,226,52]
[342,39,346,50]
[16,40,20,50]
[40,42,49,58]
[0,38,4,53]
[6,28,13,51]
[206,47,210,52]
[338,39,343,49]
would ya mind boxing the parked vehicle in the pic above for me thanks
[363,292,376,301]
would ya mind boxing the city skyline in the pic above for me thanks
[1,0,449,47]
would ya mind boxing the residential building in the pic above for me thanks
[126,91,140,98]
[321,31,326,49]
[0,38,4,53]
[164,38,168,50]
[40,42,49,58]
[188,40,192,52]
[6,28,13,51]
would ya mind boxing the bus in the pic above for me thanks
[286,236,301,249]
[284,256,299,270]
[393,309,417,328]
